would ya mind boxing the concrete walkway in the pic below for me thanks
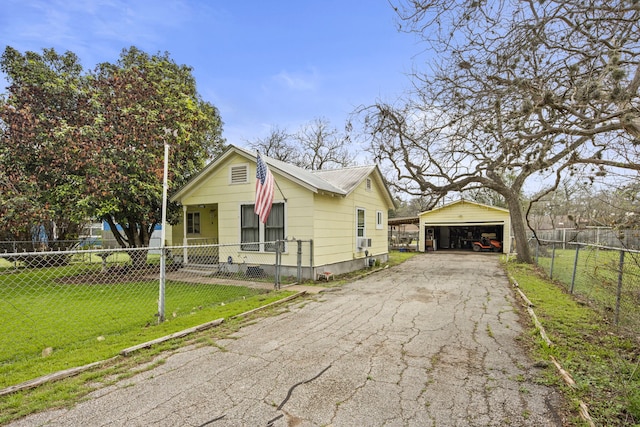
[11,253,565,426]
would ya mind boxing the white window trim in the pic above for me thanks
[376,210,384,230]
[356,207,366,251]
[239,201,287,253]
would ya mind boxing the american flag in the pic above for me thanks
[255,153,274,224]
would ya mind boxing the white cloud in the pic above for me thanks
[272,68,319,91]
[1,0,193,68]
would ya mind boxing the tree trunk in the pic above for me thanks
[127,248,149,270]
[103,216,152,269]
[505,194,533,264]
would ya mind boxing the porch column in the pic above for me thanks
[183,204,188,264]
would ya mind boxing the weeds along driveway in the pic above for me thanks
[11,253,565,427]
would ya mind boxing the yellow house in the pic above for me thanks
[170,145,395,278]
[418,199,511,253]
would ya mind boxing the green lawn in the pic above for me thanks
[505,260,640,426]
[388,249,420,266]
[0,249,419,424]
[0,263,291,389]
[533,245,640,331]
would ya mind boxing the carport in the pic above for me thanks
[418,199,511,253]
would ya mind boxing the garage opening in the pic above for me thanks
[425,223,504,252]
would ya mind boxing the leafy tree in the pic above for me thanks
[84,47,224,258]
[0,46,225,263]
[361,0,640,263]
[0,47,89,243]
[0,170,41,242]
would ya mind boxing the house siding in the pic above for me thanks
[170,147,394,277]
[313,194,353,266]
[312,175,389,269]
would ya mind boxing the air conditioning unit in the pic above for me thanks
[357,238,371,249]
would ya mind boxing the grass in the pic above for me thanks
[0,314,269,425]
[0,262,292,390]
[387,249,419,266]
[0,250,420,424]
[533,245,640,332]
[505,259,640,426]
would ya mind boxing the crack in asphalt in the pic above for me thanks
[9,254,565,427]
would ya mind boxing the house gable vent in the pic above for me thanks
[230,164,249,184]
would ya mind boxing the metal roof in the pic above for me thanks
[312,165,377,194]
[232,146,346,195]
[172,145,395,208]
[388,216,420,226]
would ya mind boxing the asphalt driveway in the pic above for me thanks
[11,252,565,426]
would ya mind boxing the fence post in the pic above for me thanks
[274,241,281,290]
[157,141,169,324]
[550,241,556,280]
[615,250,625,326]
[297,240,302,283]
[570,243,580,294]
[158,247,166,323]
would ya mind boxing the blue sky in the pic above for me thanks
[1,0,422,148]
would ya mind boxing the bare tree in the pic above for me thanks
[249,118,356,170]
[526,179,592,230]
[294,117,355,170]
[392,195,433,217]
[362,0,640,262]
[248,126,301,164]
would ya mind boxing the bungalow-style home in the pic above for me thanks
[169,145,395,279]
[418,199,511,253]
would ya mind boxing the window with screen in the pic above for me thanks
[240,203,285,251]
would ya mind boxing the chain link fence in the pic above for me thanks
[529,239,640,333]
[0,240,312,390]
[534,227,640,250]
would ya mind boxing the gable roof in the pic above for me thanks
[419,199,509,216]
[313,166,375,194]
[171,144,395,208]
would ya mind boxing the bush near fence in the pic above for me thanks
[530,239,640,334]
[0,242,300,390]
